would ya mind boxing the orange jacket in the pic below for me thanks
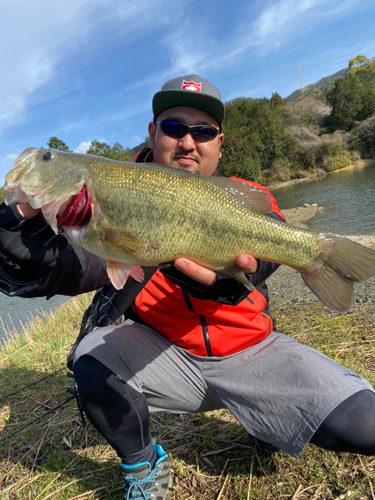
[132,269,275,356]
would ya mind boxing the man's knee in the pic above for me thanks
[74,355,113,397]
[311,389,375,455]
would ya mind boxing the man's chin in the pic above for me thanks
[172,161,199,174]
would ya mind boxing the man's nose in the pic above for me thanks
[178,131,197,150]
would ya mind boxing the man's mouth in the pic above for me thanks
[174,156,198,165]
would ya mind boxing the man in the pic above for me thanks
[0,75,374,500]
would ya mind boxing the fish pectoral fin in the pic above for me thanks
[129,265,144,282]
[218,265,255,290]
[107,262,145,290]
[98,225,143,255]
[107,262,130,290]
[210,177,273,213]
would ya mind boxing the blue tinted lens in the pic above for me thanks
[160,120,186,138]
[158,120,219,142]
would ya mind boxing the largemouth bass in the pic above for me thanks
[4,147,375,312]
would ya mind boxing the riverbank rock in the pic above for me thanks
[282,205,320,227]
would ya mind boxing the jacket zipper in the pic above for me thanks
[182,289,213,357]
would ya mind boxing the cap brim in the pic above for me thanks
[153,90,225,125]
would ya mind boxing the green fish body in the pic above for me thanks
[5,147,375,312]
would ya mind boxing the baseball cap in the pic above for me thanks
[152,75,225,125]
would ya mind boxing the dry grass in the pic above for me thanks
[0,283,375,499]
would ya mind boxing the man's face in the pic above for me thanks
[148,106,224,176]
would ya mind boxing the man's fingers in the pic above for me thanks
[174,254,259,286]
[174,258,217,286]
[236,254,259,274]
[17,203,41,219]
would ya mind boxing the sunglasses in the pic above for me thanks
[154,119,221,143]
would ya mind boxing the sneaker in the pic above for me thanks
[121,444,173,499]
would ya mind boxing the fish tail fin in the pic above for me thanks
[301,236,375,313]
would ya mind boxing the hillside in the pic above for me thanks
[285,67,350,102]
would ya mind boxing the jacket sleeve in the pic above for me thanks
[0,241,109,299]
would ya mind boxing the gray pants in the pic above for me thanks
[74,320,373,458]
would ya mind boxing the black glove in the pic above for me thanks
[0,202,68,281]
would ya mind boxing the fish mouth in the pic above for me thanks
[56,185,92,227]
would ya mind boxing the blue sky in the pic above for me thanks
[1,0,375,184]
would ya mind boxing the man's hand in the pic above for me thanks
[174,254,258,286]
[0,202,67,281]
[17,203,41,219]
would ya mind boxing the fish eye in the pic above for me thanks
[43,151,53,161]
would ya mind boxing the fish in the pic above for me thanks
[4,147,375,313]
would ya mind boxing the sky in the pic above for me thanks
[1,0,375,184]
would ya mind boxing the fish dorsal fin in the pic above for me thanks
[98,224,143,256]
[209,177,273,213]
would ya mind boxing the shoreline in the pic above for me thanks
[267,158,374,190]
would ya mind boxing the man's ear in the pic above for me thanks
[218,132,224,159]
[148,122,156,149]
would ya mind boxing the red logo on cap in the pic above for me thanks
[182,80,202,92]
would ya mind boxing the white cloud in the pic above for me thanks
[73,141,92,154]
[184,0,364,74]
[251,0,338,46]
[5,154,18,164]
[0,0,184,134]
[130,135,142,146]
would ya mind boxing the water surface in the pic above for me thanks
[270,163,375,235]
[0,294,69,343]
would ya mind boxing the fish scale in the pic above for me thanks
[4,147,375,312]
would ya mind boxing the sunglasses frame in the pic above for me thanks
[154,119,221,143]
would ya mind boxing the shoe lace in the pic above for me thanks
[125,466,159,499]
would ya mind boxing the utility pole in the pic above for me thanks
[297,61,307,90]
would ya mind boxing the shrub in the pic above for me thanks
[323,155,352,172]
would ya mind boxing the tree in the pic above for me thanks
[47,137,70,151]
[86,140,112,158]
[271,92,284,107]
[349,115,375,158]
[217,97,296,181]
[326,71,375,131]
[285,97,330,128]
[349,54,370,74]
[86,140,134,161]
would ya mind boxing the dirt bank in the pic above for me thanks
[267,159,374,190]
[281,204,320,227]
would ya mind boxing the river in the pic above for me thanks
[270,162,375,236]
[0,163,374,343]
[0,294,70,343]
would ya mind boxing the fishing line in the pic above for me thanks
[0,372,85,443]
[0,393,75,443]
[0,366,66,403]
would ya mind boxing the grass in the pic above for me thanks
[0,287,375,499]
